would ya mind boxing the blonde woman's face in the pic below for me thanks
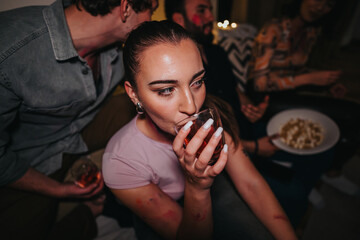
[134,39,206,135]
[300,0,335,22]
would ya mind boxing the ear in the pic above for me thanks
[120,0,130,23]
[124,81,139,104]
[172,13,185,28]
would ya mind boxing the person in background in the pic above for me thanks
[103,20,297,240]
[0,0,158,239]
[247,0,360,200]
[165,0,278,159]
[248,0,343,94]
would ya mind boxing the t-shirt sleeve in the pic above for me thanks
[102,151,156,190]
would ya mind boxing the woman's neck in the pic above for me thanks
[136,115,174,145]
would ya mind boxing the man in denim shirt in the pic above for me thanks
[0,0,158,238]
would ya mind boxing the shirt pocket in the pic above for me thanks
[20,99,92,125]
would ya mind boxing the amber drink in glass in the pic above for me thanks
[71,157,101,188]
[175,108,225,165]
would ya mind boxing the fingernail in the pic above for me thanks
[183,121,193,131]
[203,118,214,129]
[214,127,223,137]
[223,144,228,153]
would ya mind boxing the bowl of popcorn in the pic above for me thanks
[267,109,340,155]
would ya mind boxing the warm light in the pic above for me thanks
[217,20,237,30]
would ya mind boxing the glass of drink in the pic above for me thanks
[175,108,225,165]
[71,157,101,188]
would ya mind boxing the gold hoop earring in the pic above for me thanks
[136,102,145,115]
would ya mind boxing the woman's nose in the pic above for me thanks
[179,90,197,115]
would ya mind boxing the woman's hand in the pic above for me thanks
[173,119,228,190]
[241,95,269,123]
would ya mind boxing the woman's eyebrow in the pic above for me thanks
[192,69,205,81]
[148,69,205,86]
[148,80,178,86]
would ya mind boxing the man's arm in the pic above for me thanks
[0,79,29,186]
[0,79,103,198]
[9,167,104,198]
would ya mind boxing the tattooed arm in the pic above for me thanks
[224,132,297,240]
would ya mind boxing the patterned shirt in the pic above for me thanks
[248,18,321,92]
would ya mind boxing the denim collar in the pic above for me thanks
[43,0,78,61]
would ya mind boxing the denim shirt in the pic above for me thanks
[0,0,124,185]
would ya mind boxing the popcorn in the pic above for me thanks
[279,118,324,149]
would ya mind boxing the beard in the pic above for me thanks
[184,17,214,46]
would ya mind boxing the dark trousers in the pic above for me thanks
[0,93,136,240]
[243,87,360,226]
[211,173,274,240]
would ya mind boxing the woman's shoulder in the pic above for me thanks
[105,117,139,152]
[103,116,173,164]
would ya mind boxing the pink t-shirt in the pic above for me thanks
[102,116,185,200]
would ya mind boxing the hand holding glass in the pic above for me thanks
[175,108,225,165]
[71,157,101,188]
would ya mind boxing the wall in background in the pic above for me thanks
[0,0,54,12]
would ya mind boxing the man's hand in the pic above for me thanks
[241,95,269,123]
[9,167,104,199]
[59,177,104,199]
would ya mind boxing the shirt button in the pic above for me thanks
[82,68,89,75]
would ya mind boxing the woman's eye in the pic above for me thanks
[191,78,205,88]
[157,87,174,96]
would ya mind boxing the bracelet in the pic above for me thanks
[254,140,259,156]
